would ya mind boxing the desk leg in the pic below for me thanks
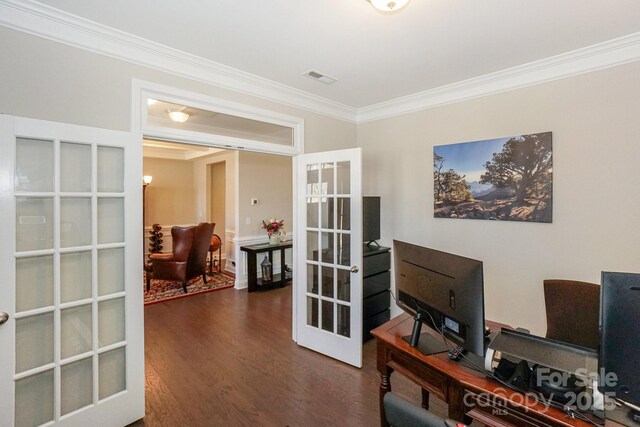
[421,388,430,410]
[377,343,393,427]
[447,383,471,424]
[379,370,392,427]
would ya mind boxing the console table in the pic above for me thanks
[240,241,292,292]
[372,314,596,427]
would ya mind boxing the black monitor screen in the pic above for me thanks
[599,271,640,407]
[363,196,380,243]
[394,240,485,357]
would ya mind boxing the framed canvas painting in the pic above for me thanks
[434,132,552,223]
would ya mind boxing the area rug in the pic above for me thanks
[144,272,235,305]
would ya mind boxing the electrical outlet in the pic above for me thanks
[245,217,251,225]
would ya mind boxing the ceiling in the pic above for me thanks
[27,0,640,108]
[143,139,224,161]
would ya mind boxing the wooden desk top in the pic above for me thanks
[372,314,596,427]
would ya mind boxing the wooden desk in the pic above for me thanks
[240,241,292,292]
[372,314,595,427]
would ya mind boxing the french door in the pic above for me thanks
[295,148,363,367]
[0,116,144,426]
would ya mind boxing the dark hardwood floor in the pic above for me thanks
[130,285,448,427]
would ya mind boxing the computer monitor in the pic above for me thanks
[363,196,381,244]
[393,240,486,358]
[599,271,640,409]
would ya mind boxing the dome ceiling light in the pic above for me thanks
[369,0,410,12]
[168,110,190,123]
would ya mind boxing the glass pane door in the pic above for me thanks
[0,116,144,426]
[296,148,362,367]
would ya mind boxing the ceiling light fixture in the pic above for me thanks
[168,110,190,123]
[369,0,410,12]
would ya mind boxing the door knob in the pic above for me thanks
[0,312,8,325]
[350,265,359,273]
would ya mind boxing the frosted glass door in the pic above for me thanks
[0,116,144,426]
[295,148,363,367]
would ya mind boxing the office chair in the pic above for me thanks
[383,392,467,427]
[533,280,600,404]
[543,279,600,349]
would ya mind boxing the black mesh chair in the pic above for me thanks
[383,392,467,427]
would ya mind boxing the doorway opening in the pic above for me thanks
[141,138,294,303]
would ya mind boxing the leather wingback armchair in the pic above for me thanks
[146,223,214,293]
[544,279,600,349]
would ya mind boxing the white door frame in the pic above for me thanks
[131,79,305,341]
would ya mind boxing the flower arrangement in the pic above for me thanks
[261,218,285,236]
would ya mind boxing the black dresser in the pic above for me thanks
[363,245,391,341]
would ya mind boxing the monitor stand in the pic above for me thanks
[402,333,450,355]
[401,313,449,356]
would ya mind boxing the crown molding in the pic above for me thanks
[357,32,640,123]
[1,0,639,125]
[0,0,358,122]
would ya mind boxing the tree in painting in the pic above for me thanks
[434,153,472,205]
[480,134,552,204]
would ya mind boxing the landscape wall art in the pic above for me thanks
[433,132,552,223]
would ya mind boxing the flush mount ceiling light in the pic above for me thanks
[369,0,410,12]
[168,110,190,123]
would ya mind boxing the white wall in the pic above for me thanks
[358,62,640,335]
[143,157,196,226]
[238,151,293,238]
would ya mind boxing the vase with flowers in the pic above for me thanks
[262,218,285,245]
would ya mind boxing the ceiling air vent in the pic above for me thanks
[303,70,337,85]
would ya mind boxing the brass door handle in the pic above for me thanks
[0,312,9,325]
[350,265,359,273]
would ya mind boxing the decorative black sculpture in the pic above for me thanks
[148,223,163,259]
